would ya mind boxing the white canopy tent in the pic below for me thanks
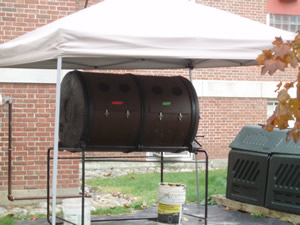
[0,0,294,69]
[0,0,295,223]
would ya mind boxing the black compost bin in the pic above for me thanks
[227,125,300,214]
[59,71,199,153]
[265,135,300,214]
[226,125,279,206]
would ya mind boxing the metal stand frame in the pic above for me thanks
[46,142,208,225]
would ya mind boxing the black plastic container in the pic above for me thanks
[59,70,199,152]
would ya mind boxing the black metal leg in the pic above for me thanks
[195,151,201,209]
[82,150,85,225]
[204,150,208,225]
[47,148,52,224]
[47,145,209,225]
[161,152,164,183]
[198,149,208,225]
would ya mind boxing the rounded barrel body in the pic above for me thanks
[59,71,199,152]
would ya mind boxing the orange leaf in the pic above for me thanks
[272,37,283,47]
[124,204,130,208]
[256,49,273,65]
[274,43,292,59]
[224,206,230,211]
[261,59,286,75]
[284,81,294,91]
[275,81,282,92]
[263,113,276,132]
[284,54,298,68]
[288,98,300,118]
[277,90,290,103]
[31,215,37,221]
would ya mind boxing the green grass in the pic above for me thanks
[251,212,265,218]
[91,206,131,215]
[86,169,227,210]
[1,212,64,225]
[0,216,15,225]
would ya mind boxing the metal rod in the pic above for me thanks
[47,148,51,225]
[84,159,206,163]
[198,149,208,225]
[52,56,62,225]
[47,148,91,225]
[81,150,85,225]
[56,216,75,225]
[91,217,157,222]
[73,145,189,151]
[182,212,205,220]
[195,151,201,209]
[160,152,164,182]
[189,67,193,82]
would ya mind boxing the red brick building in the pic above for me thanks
[0,0,299,205]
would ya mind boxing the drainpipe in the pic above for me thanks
[6,97,88,201]
[6,97,13,201]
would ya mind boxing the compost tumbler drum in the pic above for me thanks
[59,71,199,152]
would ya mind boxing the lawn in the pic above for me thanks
[0,169,227,223]
[86,169,227,209]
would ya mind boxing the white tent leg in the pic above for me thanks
[189,67,193,83]
[52,57,62,225]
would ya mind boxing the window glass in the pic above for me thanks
[270,14,300,32]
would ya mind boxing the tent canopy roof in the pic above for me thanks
[0,0,295,69]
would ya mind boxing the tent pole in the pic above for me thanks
[52,56,62,225]
[189,67,193,83]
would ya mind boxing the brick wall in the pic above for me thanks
[0,0,292,196]
[198,98,267,159]
[197,0,267,24]
[0,84,79,192]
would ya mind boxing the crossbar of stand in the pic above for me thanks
[46,144,208,225]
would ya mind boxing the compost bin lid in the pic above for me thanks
[230,125,300,155]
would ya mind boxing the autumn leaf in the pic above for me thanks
[284,81,295,91]
[274,43,292,59]
[256,49,273,65]
[284,54,298,68]
[288,98,300,118]
[287,121,300,142]
[275,81,282,92]
[31,215,37,221]
[277,89,290,103]
[259,35,300,142]
[182,217,189,222]
[272,37,283,47]
[263,112,276,132]
[124,204,130,208]
[261,59,286,75]
[224,206,230,211]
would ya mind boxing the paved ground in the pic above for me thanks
[16,204,292,225]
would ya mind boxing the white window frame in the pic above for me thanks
[153,151,193,160]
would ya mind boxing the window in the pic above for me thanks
[269,14,300,32]
[267,100,278,118]
[153,151,193,160]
